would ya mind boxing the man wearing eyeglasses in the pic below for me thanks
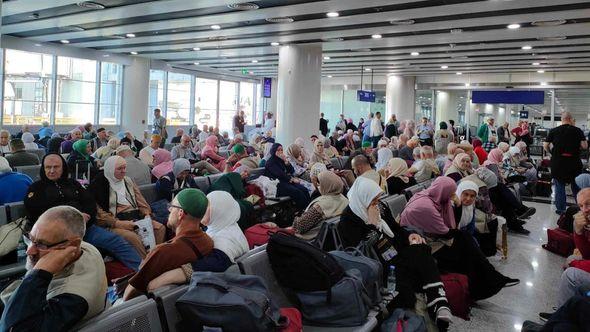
[123,188,213,300]
[0,206,107,331]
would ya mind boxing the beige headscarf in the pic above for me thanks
[446,153,473,177]
[311,139,330,164]
[310,171,349,218]
[386,158,410,183]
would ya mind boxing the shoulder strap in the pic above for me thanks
[180,237,203,259]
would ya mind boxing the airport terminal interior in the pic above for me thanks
[0,0,590,331]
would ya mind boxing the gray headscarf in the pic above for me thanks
[575,173,590,190]
[173,158,191,178]
[475,167,498,189]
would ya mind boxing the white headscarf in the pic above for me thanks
[263,143,273,161]
[375,147,393,171]
[347,177,393,237]
[0,156,11,173]
[206,191,249,262]
[455,180,479,229]
[103,156,130,205]
[21,132,37,150]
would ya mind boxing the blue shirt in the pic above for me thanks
[417,124,432,139]
[0,172,32,205]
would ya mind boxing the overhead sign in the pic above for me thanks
[263,77,272,98]
[472,91,545,104]
[519,111,529,119]
[357,90,376,103]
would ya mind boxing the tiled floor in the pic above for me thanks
[449,200,565,332]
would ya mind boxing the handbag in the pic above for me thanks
[0,218,27,257]
[116,209,142,221]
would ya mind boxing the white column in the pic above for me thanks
[276,44,322,148]
[121,57,150,138]
[386,75,416,123]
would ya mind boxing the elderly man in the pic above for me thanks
[117,145,151,186]
[5,139,40,167]
[124,189,213,300]
[0,130,11,155]
[351,154,387,192]
[477,117,497,143]
[171,135,219,175]
[0,206,107,331]
[91,128,109,152]
[496,122,511,144]
[139,134,162,167]
[170,128,184,144]
[60,129,82,154]
[399,138,419,161]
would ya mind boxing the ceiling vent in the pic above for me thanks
[105,35,126,39]
[351,48,372,52]
[537,36,567,41]
[390,19,415,25]
[208,36,228,41]
[59,26,85,32]
[450,28,463,34]
[227,3,260,10]
[323,37,344,42]
[266,17,295,23]
[77,1,105,9]
[531,19,567,26]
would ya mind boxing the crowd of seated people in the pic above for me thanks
[2,113,586,332]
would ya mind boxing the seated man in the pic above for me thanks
[172,134,219,175]
[170,128,184,144]
[5,139,40,167]
[0,206,107,331]
[117,145,151,186]
[351,154,387,192]
[124,189,213,300]
[408,146,440,183]
[138,134,161,167]
[0,156,32,205]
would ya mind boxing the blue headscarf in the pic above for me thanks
[575,173,590,190]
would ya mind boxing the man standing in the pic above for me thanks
[152,108,167,147]
[416,117,434,146]
[233,110,246,133]
[497,122,511,144]
[319,113,329,136]
[370,112,384,148]
[336,114,347,132]
[477,117,497,143]
[544,112,588,214]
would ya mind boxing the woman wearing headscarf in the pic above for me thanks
[249,133,263,154]
[310,138,333,168]
[93,137,120,165]
[483,148,505,181]
[400,176,519,301]
[323,138,339,158]
[445,153,473,182]
[151,149,174,180]
[434,122,454,155]
[285,143,311,181]
[0,156,32,205]
[375,145,394,172]
[263,143,311,211]
[385,158,417,196]
[21,132,38,150]
[403,120,416,138]
[292,171,349,240]
[294,137,311,162]
[67,139,98,181]
[209,171,256,230]
[156,158,199,201]
[453,181,479,235]
[201,136,227,172]
[25,153,142,270]
[472,138,488,164]
[90,156,166,257]
[259,142,274,167]
[497,142,510,154]
[338,177,452,327]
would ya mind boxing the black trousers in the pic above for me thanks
[489,183,525,229]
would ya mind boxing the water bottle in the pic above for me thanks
[387,265,396,294]
[17,239,27,263]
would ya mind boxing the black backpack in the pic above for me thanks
[267,232,344,297]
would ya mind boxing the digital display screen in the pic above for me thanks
[263,77,272,98]
[519,111,529,119]
[357,90,376,103]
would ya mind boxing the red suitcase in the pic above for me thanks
[543,228,575,257]
[441,273,471,320]
[244,224,295,249]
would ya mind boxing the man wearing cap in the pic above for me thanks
[116,145,151,186]
[477,117,497,144]
[124,189,213,300]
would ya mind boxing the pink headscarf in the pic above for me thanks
[151,148,173,179]
[201,136,219,158]
[484,148,503,166]
[400,176,457,235]
[515,141,527,153]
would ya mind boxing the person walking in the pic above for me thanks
[152,108,168,147]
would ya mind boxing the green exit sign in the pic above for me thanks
[241,69,248,74]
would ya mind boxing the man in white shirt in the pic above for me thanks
[139,134,162,167]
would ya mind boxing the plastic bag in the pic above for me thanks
[135,216,156,252]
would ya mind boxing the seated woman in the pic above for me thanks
[310,138,334,169]
[323,138,339,158]
[294,137,311,162]
[472,138,488,164]
[375,144,393,172]
[209,168,256,230]
[151,148,174,181]
[67,139,98,181]
[384,158,417,196]
[400,177,519,301]
[264,143,311,211]
[201,136,227,172]
[483,148,505,181]
[292,171,349,240]
[26,153,141,271]
[93,137,120,166]
[444,153,473,182]
[453,180,480,235]
[408,146,440,183]
[337,177,452,327]
[285,143,311,181]
[90,156,166,257]
[156,158,198,201]
[505,146,537,189]
[21,132,39,150]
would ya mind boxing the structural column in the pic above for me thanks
[386,75,416,123]
[276,44,322,148]
[121,56,150,138]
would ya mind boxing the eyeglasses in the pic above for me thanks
[167,203,183,211]
[23,232,72,251]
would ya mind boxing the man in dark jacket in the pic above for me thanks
[319,113,329,136]
[5,139,40,167]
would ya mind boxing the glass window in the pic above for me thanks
[55,56,96,125]
[3,49,53,125]
[218,80,238,134]
[195,78,218,129]
[99,62,122,125]
[239,81,254,126]
[166,72,191,126]
[148,70,165,125]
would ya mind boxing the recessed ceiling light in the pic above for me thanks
[192,47,200,51]
[266,17,294,23]
[323,56,331,60]
[540,82,547,86]
[441,65,448,69]
[60,40,70,44]
[103,54,110,57]
[34,43,42,47]
[532,62,540,66]
[130,51,138,55]
[365,68,372,71]
[252,60,258,63]
[465,83,470,87]
[210,25,221,30]
[77,1,105,9]
[327,75,333,78]
[126,33,135,38]
[326,12,339,18]
[537,70,545,73]
[371,34,382,39]
[227,3,259,10]
[193,62,200,65]
[522,45,533,50]
[390,19,415,25]
[270,42,280,46]
[410,52,420,56]
[456,72,463,75]
[507,23,521,29]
